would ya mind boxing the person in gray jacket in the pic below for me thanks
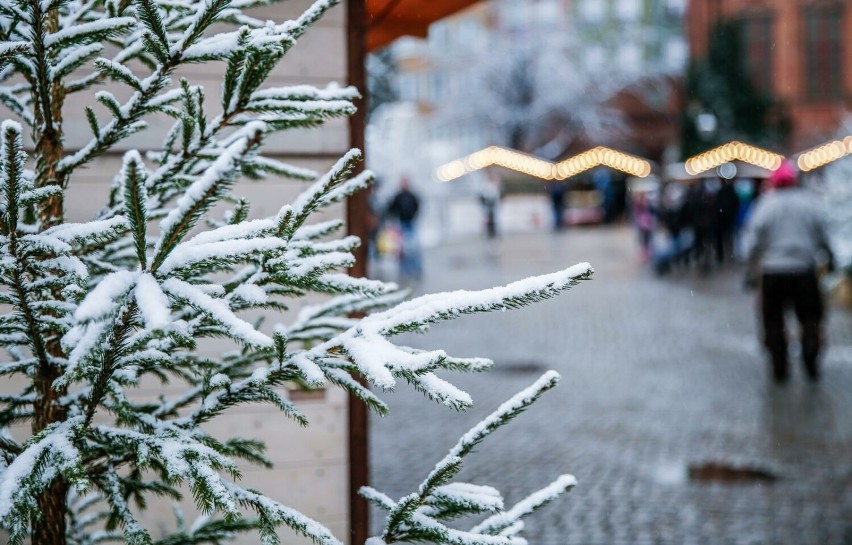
[744,160,834,383]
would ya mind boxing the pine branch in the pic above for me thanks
[368,373,572,545]
[97,468,153,545]
[27,0,59,137]
[470,475,577,536]
[289,264,592,399]
[0,86,35,127]
[135,0,170,64]
[377,264,593,337]
[224,482,341,545]
[0,122,51,372]
[57,67,172,178]
[151,122,265,271]
[0,2,595,544]
[0,417,88,543]
[171,0,232,54]
[59,0,336,182]
[80,303,136,427]
[0,433,22,456]
[288,149,362,233]
[44,17,135,51]
[119,151,149,268]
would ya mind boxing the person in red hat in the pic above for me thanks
[743,160,835,383]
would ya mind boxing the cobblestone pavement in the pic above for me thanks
[368,226,852,545]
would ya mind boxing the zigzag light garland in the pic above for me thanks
[553,146,651,180]
[797,137,852,172]
[437,138,852,184]
[436,146,652,182]
[684,141,783,176]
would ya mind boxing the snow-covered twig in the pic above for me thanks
[364,373,576,545]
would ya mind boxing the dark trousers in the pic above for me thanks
[760,271,824,381]
[715,223,736,264]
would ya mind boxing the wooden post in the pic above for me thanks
[347,1,371,543]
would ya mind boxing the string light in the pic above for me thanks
[436,146,652,182]
[684,141,783,175]
[552,146,651,180]
[437,146,554,182]
[438,138,852,182]
[797,138,852,172]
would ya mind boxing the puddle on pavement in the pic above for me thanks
[496,361,547,374]
[687,462,778,484]
[652,461,779,485]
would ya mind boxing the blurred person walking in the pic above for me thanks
[387,176,422,281]
[714,179,740,264]
[631,191,655,260]
[733,178,758,259]
[686,180,718,273]
[593,168,617,224]
[653,182,690,275]
[743,161,835,383]
[480,179,501,239]
[547,180,568,231]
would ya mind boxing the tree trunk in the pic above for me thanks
[30,1,68,542]
[32,343,69,545]
[33,481,69,545]
[32,0,65,229]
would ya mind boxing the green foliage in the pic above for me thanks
[0,0,592,544]
[681,19,790,158]
[362,373,577,545]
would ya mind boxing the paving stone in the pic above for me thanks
[369,227,852,545]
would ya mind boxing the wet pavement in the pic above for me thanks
[368,226,852,545]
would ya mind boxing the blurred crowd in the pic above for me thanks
[630,176,758,276]
[632,163,836,383]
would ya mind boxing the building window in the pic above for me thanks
[616,0,641,22]
[618,43,642,74]
[741,15,773,95]
[397,74,418,102]
[580,0,606,23]
[584,45,606,70]
[431,72,447,101]
[664,37,688,72]
[804,4,843,100]
[536,0,562,25]
[664,0,686,18]
[428,23,449,50]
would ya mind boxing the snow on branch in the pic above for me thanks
[373,264,592,336]
[442,371,560,461]
[282,264,593,405]
[44,17,136,49]
[290,148,362,230]
[364,373,576,545]
[0,418,88,541]
[152,120,265,269]
[471,475,577,537]
[0,42,30,58]
[225,482,342,545]
[162,277,273,347]
[0,0,592,543]
[189,262,591,438]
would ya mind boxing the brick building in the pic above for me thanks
[686,0,852,151]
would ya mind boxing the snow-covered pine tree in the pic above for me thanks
[0,0,593,544]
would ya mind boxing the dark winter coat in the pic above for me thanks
[388,189,419,223]
[715,183,739,230]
